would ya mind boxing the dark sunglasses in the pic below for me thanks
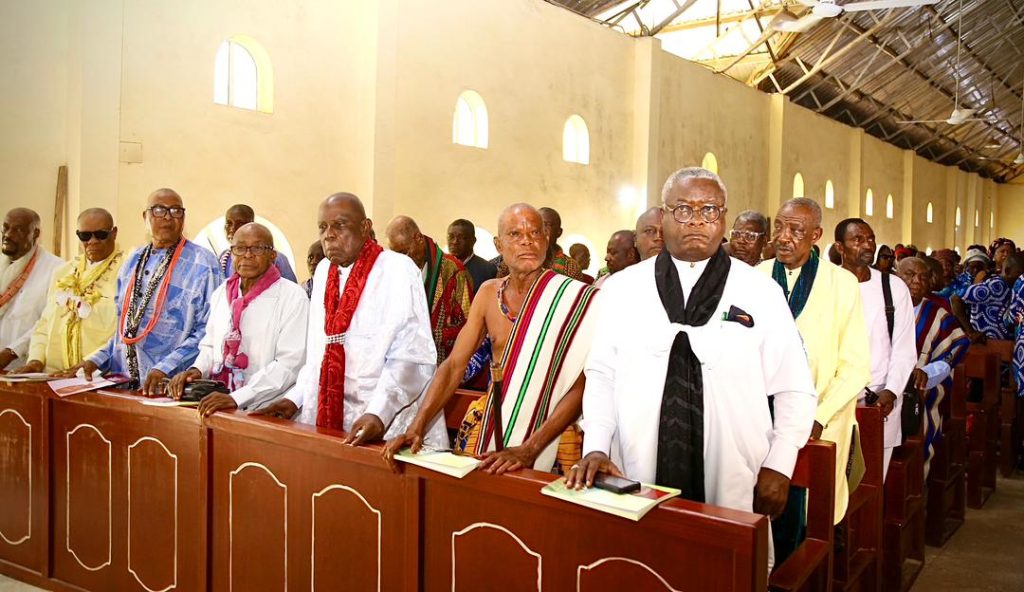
[76,229,113,242]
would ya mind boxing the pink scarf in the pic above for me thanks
[212,265,281,391]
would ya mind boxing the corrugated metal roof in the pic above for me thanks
[547,0,1024,181]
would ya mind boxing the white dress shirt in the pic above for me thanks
[859,268,918,448]
[192,277,309,410]
[0,246,63,368]
[283,250,446,446]
[582,256,818,514]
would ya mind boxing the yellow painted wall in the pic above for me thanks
[655,54,770,222]
[911,156,948,253]
[0,0,69,252]
[3,0,1022,280]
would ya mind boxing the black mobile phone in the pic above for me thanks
[592,473,641,495]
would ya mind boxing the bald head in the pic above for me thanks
[147,188,182,207]
[496,203,547,274]
[318,192,371,267]
[605,230,639,274]
[634,206,664,261]
[2,208,41,259]
[78,207,114,227]
[385,215,426,267]
[224,204,256,241]
[233,222,273,247]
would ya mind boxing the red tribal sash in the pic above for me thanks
[315,240,383,430]
[0,248,39,311]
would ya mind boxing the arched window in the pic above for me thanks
[955,206,961,227]
[885,194,894,219]
[792,172,805,198]
[701,152,718,174]
[824,180,835,209]
[193,215,295,272]
[474,226,498,261]
[990,211,994,229]
[213,36,273,113]
[975,210,979,227]
[865,189,874,216]
[562,115,590,165]
[453,90,488,148]
[926,202,934,223]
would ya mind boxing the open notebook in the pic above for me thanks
[394,448,481,479]
[541,478,681,521]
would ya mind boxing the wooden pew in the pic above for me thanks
[926,367,967,547]
[49,388,208,592]
[2,381,774,591]
[961,348,1000,508]
[833,405,883,592]
[210,412,770,592]
[881,414,925,591]
[976,340,1018,477]
[769,440,836,592]
[0,382,50,587]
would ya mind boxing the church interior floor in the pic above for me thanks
[913,471,1024,591]
[1,474,1021,592]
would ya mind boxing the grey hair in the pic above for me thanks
[660,167,728,205]
[780,197,823,228]
[734,210,768,233]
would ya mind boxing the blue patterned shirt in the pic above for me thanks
[940,272,973,300]
[962,275,1013,340]
[88,240,223,378]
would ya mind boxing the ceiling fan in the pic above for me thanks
[898,0,987,126]
[772,0,940,33]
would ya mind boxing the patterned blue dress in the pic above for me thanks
[962,275,1013,340]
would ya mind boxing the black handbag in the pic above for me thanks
[882,272,922,441]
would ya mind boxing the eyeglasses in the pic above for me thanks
[729,229,764,243]
[663,203,724,224]
[76,229,113,242]
[230,245,274,257]
[147,205,186,219]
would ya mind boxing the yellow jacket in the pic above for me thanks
[759,258,870,522]
[28,253,121,371]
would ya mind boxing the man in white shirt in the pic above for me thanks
[0,208,63,370]
[256,193,446,448]
[167,223,308,415]
[835,218,917,479]
[568,168,818,563]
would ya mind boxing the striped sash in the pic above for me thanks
[474,270,598,471]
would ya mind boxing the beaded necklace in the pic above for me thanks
[496,276,517,322]
[121,240,181,384]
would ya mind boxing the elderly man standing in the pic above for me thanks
[593,230,639,288]
[386,215,473,363]
[758,198,870,529]
[726,210,768,267]
[835,218,917,479]
[896,257,969,477]
[569,168,817,571]
[76,189,223,394]
[634,206,665,261]
[218,204,297,283]
[167,223,308,416]
[447,218,497,293]
[0,208,63,370]
[13,209,121,373]
[256,193,445,448]
[384,203,599,474]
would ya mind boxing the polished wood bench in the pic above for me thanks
[833,405,883,592]
[925,368,967,547]
[769,439,836,592]
[960,348,1000,508]
[881,420,925,591]
[974,340,1019,478]
[0,382,772,591]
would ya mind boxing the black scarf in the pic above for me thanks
[654,247,731,501]
[771,251,819,320]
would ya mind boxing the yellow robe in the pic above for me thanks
[758,258,870,523]
[27,254,121,372]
